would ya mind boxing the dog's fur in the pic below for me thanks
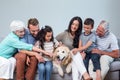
[53,46,72,76]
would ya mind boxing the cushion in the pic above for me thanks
[109,61,120,71]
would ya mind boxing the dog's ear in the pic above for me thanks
[62,46,70,54]
[62,52,72,66]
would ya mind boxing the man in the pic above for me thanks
[89,20,119,80]
[15,18,41,80]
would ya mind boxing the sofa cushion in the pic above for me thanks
[109,61,120,71]
[52,65,69,74]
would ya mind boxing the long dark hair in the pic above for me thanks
[66,16,82,48]
[36,25,54,49]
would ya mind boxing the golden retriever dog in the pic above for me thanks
[53,46,72,76]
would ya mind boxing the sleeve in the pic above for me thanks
[54,39,59,47]
[89,33,96,43]
[8,37,33,51]
[56,32,65,42]
[34,41,40,48]
[111,34,119,50]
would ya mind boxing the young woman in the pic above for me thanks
[56,16,92,80]
[35,26,59,80]
[0,20,51,80]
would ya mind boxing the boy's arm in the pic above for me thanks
[78,40,93,51]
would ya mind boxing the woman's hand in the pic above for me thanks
[71,48,78,55]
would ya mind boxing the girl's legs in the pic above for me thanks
[45,61,53,80]
[38,63,45,80]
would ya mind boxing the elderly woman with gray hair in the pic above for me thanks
[89,20,119,80]
[0,20,52,80]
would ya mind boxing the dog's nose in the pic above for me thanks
[57,56,59,59]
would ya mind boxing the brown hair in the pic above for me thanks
[27,18,39,28]
[84,18,94,28]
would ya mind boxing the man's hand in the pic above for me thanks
[92,48,102,54]
[26,56,30,66]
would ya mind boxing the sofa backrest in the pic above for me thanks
[0,37,2,42]
[117,38,120,48]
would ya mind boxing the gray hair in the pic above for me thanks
[10,20,25,31]
[99,20,109,32]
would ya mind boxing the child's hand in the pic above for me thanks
[45,52,53,57]
[48,52,53,57]
[81,51,86,59]
[35,53,45,62]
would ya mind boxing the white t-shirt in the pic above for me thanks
[35,39,59,61]
[96,32,119,52]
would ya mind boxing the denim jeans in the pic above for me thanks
[38,61,53,80]
[83,51,101,72]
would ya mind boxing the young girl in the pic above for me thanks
[35,25,59,80]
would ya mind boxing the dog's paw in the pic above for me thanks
[66,67,71,74]
[58,67,64,77]
[66,63,72,73]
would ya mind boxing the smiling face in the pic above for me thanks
[84,24,93,35]
[45,32,53,42]
[15,28,25,38]
[96,25,105,37]
[29,24,39,37]
[71,20,79,33]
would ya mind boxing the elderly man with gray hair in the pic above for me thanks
[0,20,52,80]
[89,20,119,80]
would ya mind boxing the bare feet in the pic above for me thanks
[83,72,93,80]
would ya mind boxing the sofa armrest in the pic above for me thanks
[110,61,120,71]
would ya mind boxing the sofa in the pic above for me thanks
[0,37,120,80]
[35,38,120,80]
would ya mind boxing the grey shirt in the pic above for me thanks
[80,32,97,52]
[56,31,74,50]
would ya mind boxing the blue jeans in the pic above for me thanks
[83,51,101,72]
[38,61,53,80]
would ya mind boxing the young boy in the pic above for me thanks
[73,18,101,80]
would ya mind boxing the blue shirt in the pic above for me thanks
[20,29,36,45]
[0,32,33,59]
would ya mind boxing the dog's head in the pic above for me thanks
[53,46,72,65]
